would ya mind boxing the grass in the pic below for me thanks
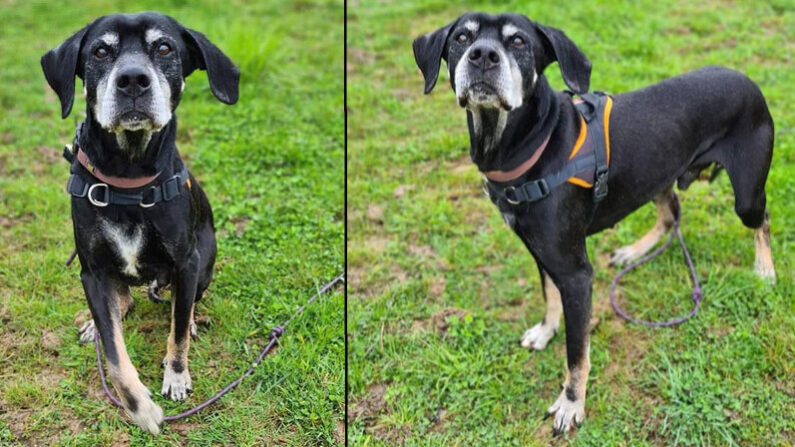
[346,0,794,445]
[0,0,344,445]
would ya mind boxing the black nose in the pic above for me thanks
[116,66,151,98]
[468,43,500,70]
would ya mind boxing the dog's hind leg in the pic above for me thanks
[720,116,776,281]
[609,186,675,266]
[78,286,134,344]
[753,213,775,280]
[520,269,561,350]
[81,272,163,434]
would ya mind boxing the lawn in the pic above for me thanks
[346,0,794,445]
[0,0,344,445]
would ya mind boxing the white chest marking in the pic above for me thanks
[101,221,144,277]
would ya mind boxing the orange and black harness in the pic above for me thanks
[485,91,613,205]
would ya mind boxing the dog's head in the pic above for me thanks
[413,12,591,111]
[41,12,239,133]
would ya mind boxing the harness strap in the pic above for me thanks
[486,91,612,206]
[575,93,610,202]
[66,169,189,208]
[485,156,594,204]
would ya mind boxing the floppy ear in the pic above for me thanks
[412,20,455,94]
[41,25,89,119]
[182,28,240,104]
[535,24,591,94]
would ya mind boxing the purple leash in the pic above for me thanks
[609,194,703,327]
[93,272,345,421]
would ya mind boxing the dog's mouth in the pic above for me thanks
[115,109,157,132]
[458,81,514,111]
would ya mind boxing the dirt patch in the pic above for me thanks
[408,244,434,257]
[429,276,446,298]
[169,420,203,435]
[412,307,471,334]
[0,304,10,323]
[427,408,449,434]
[349,383,389,425]
[365,235,390,253]
[0,214,32,229]
[449,155,475,175]
[350,383,410,444]
[40,330,61,355]
[346,47,375,73]
[393,184,415,198]
[36,146,62,165]
[333,419,345,445]
[73,309,91,327]
[366,204,384,224]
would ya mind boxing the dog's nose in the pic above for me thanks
[468,43,500,70]
[116,66,152,98]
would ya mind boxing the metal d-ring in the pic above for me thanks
[87,183,109,207]
[504,185,521,205]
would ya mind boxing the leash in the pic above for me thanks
[93,272,345,421]
[609,194,703,327]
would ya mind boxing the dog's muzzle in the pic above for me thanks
[456,41,520,111]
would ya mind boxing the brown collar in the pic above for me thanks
[482,133,552,182]
[76,148,161,189]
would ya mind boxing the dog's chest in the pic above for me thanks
[99,219,146,277]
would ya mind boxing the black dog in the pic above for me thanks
[414,12,775,434]
[42,12,239,434]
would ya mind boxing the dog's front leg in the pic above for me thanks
[81,271,164,434]
[545,266,592,435]
[161,249,199,401]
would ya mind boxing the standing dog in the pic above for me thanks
[413,12,775,434]
[42,12,239,434]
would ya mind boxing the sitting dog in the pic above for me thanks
[413,12,775,434]
[41,12,239,434]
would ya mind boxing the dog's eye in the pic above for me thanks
[157,43,171,56]
[510,35,525,47]
[456,33,469,44]
[94,47,109,59]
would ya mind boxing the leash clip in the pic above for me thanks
[87,183,110,207]
[593,167,609,202]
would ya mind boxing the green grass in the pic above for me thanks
[0,0,344,445]
[347,0,794,445]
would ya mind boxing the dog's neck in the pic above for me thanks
[466,76,560,173]
[78,112,180,178]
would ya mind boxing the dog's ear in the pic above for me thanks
[181,28,240,105]
[41,25,90,119]
[412,20,456,94]
[534,24,591,94]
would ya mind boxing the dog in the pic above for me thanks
[413,12,775,434]
[41,12,239,434]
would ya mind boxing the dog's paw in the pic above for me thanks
[519,323,557,350]
[190,320,198,340]
[753,261,776,283]
[127,393,164,435]
[609,245,642,266]
[78,319,97,344]
[546,390,585,435]
[161,362,192,402]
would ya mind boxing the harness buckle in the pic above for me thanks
[87,183,109,207]
[593,167,609,202]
